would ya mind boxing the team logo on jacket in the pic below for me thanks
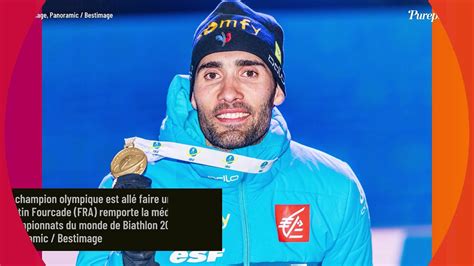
[275,204,310,242]
[169,249,225,263]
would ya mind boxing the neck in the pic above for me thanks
[205,139,231,152]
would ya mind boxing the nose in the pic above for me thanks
[217,75,243,103]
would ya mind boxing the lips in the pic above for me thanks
[216,112,249,119]
[215,109,250,123]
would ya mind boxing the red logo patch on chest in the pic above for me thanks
[275,204,310,242]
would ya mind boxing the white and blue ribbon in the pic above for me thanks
[125,137,276,174]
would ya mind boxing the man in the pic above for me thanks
[78,0,372,265]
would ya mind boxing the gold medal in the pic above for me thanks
[110,147,147,178]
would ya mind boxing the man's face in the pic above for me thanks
[191,51,285,150]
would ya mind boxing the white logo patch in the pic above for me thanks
[169,249,225,263]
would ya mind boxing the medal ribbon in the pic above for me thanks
[125,137,276,174]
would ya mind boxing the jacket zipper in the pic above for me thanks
[239,180,250,266]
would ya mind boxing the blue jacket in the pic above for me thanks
[77,75,372,265]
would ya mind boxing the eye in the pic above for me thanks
[204,72,220,80]
[242,70,258,78]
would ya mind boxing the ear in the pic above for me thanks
[191,92,197,109]
[273,85,285,106]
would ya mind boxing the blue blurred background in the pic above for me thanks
[42,1,432,265]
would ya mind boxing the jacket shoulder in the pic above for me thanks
[288,141,350,173]
[98,173,115,188]
[276,141,362,198]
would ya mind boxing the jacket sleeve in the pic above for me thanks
[322,164,373,266]
[76,251,123,266]
[76,174,125,266]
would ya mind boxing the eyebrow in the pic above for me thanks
[235,59,265,68]
[197,61,222,74]
[196,59,266,74]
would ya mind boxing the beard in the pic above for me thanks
[196,95,275,150]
